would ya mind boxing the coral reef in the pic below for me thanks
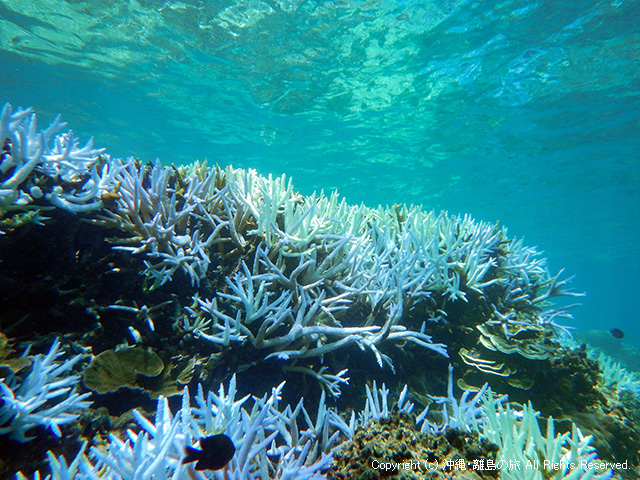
[0,102,637,478]
[1,105,581,398]
[82,347,163,394]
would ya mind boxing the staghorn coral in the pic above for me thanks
[0,103,106,229]
[479,393,614,480]
[0,339,92,442]
[592,351,640,396]
[18,375,337,480]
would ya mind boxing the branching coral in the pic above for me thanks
[0,103,105,228]
[18,375,336,480]
[480,392,613,480]
[592,351,640,396]
[0,339,92,442]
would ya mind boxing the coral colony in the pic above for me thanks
[0,102,633,479]
[0,339,91,443]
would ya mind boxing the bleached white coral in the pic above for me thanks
[416,364,488,434]
[346,367,613,480]
[0,103,105,223]
[593,351,640,395]
[92,158,229,288]
[19,375,335,480]
[480,391,612,480]
[17,371,616,480]
[184,260,448,396]
[0,339,92,442]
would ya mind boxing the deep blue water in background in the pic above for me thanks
[1,0,639,345]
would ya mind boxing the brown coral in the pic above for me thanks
[327,412,498,480]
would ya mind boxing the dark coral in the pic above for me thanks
[327,412,499,480]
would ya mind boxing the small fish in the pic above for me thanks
[609,328,625,339]
[182,434,235,471]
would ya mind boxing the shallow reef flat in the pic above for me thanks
[1,103,639,479]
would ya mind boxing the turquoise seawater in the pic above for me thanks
[1,0,639,344]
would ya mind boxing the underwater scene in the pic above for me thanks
[1,0,639,479]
